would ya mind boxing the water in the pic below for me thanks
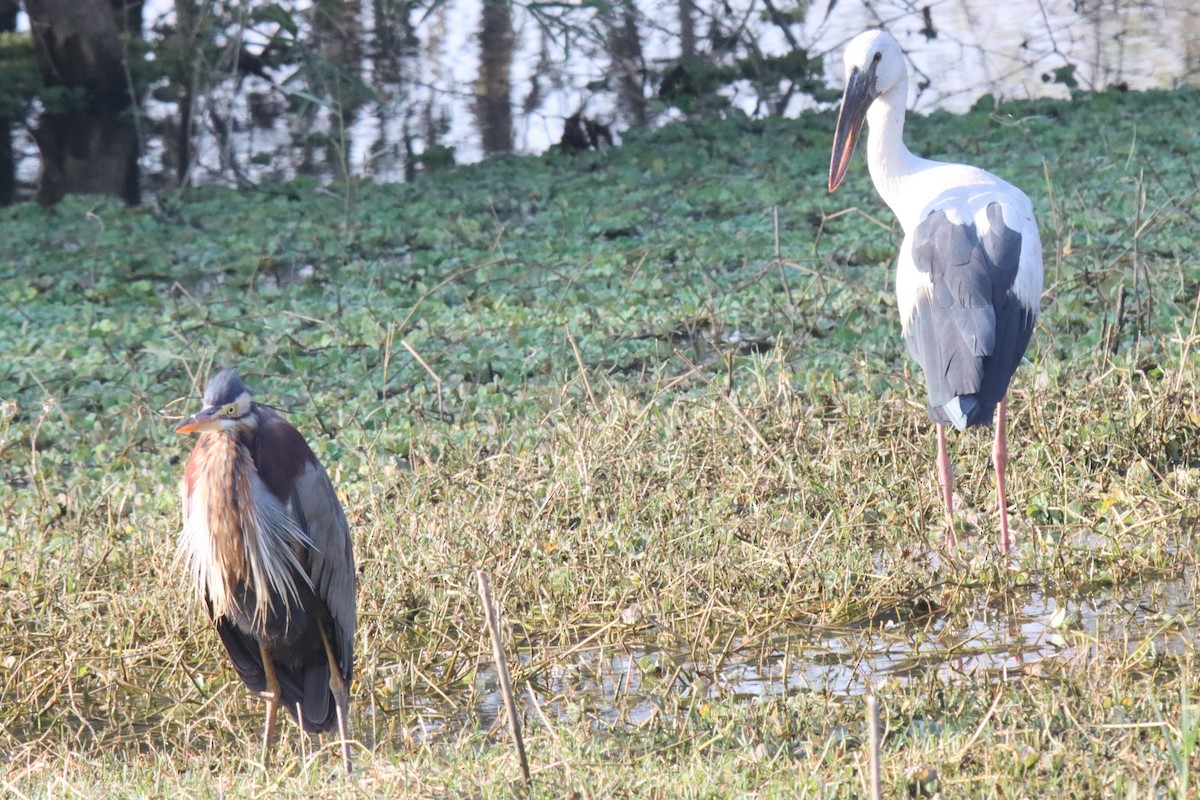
[403,571,1195,738]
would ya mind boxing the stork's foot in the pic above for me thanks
[935,423,958,547]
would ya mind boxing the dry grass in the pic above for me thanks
[3,355,1197,796]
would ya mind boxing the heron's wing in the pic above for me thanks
[291,460,356,683]
[905,201,1036,427]
[210,607,266,690]
[253,411,356,685]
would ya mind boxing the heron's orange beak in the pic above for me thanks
[829,63,878,192]
[175,407,220,434]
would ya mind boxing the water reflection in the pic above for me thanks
[133,0,1200,186]
[378,0,1200,167]
[14,0,1197,190]
[810,0,1200,114]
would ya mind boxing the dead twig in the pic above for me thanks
[402,339,446,422]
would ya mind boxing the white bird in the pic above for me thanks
[827,30,1043,553]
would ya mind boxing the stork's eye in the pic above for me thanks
[872,52,882,64]
[223,403,237,416]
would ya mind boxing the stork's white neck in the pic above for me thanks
[865,84,932,229]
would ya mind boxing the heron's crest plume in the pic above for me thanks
[204,368,251,407]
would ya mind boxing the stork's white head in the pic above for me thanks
[842,30,907,99]
[829,30,908,191]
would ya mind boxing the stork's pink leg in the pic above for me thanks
[936,423,956,546]
[994,397,1010,554]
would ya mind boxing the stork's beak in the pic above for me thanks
[175,407,220,434]
[828,63,878,192]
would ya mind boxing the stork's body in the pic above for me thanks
[176,369,356,772]
[829,31,1043,552]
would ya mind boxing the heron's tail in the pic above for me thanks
[278,662,336,732]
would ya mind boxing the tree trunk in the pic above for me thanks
[476,0,513,156]
[0,0,18,205]
[24,0,142,205]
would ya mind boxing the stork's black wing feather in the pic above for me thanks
[906,202,1034,430]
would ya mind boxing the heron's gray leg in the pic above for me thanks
[259,645,282,767]
[994,397,1010,554]
[936,423,956,546]
[320,626,353,774]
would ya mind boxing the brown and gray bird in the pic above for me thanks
[175,368,356,772]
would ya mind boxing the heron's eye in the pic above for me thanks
[223,403,237,416]
[872,52,882,64]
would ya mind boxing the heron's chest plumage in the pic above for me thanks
[180,434,249,587]
[179,431,313,631]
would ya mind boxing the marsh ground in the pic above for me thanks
[1,88,1198,797]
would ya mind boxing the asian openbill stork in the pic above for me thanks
[175,368,356,772]
[827,30,1043,553]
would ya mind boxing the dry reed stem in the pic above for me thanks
[476,570,531,790]
[867,693,882,800]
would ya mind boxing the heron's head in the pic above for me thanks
[828,30,907,192]
[175,368,258,435]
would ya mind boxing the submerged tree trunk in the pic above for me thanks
[476,0,513,156]
[607,0,646,128]
[372,0,406,86]
[313,0,363,179]
[24,0,143,205]
[0,0,18,205]
[372,0,418,179]
[678,0,695,60]
[169,0,203,187]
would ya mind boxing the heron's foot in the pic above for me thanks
[259,645,283,767]
[320,625,354,775]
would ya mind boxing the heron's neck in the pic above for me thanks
[865,85,925,219]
